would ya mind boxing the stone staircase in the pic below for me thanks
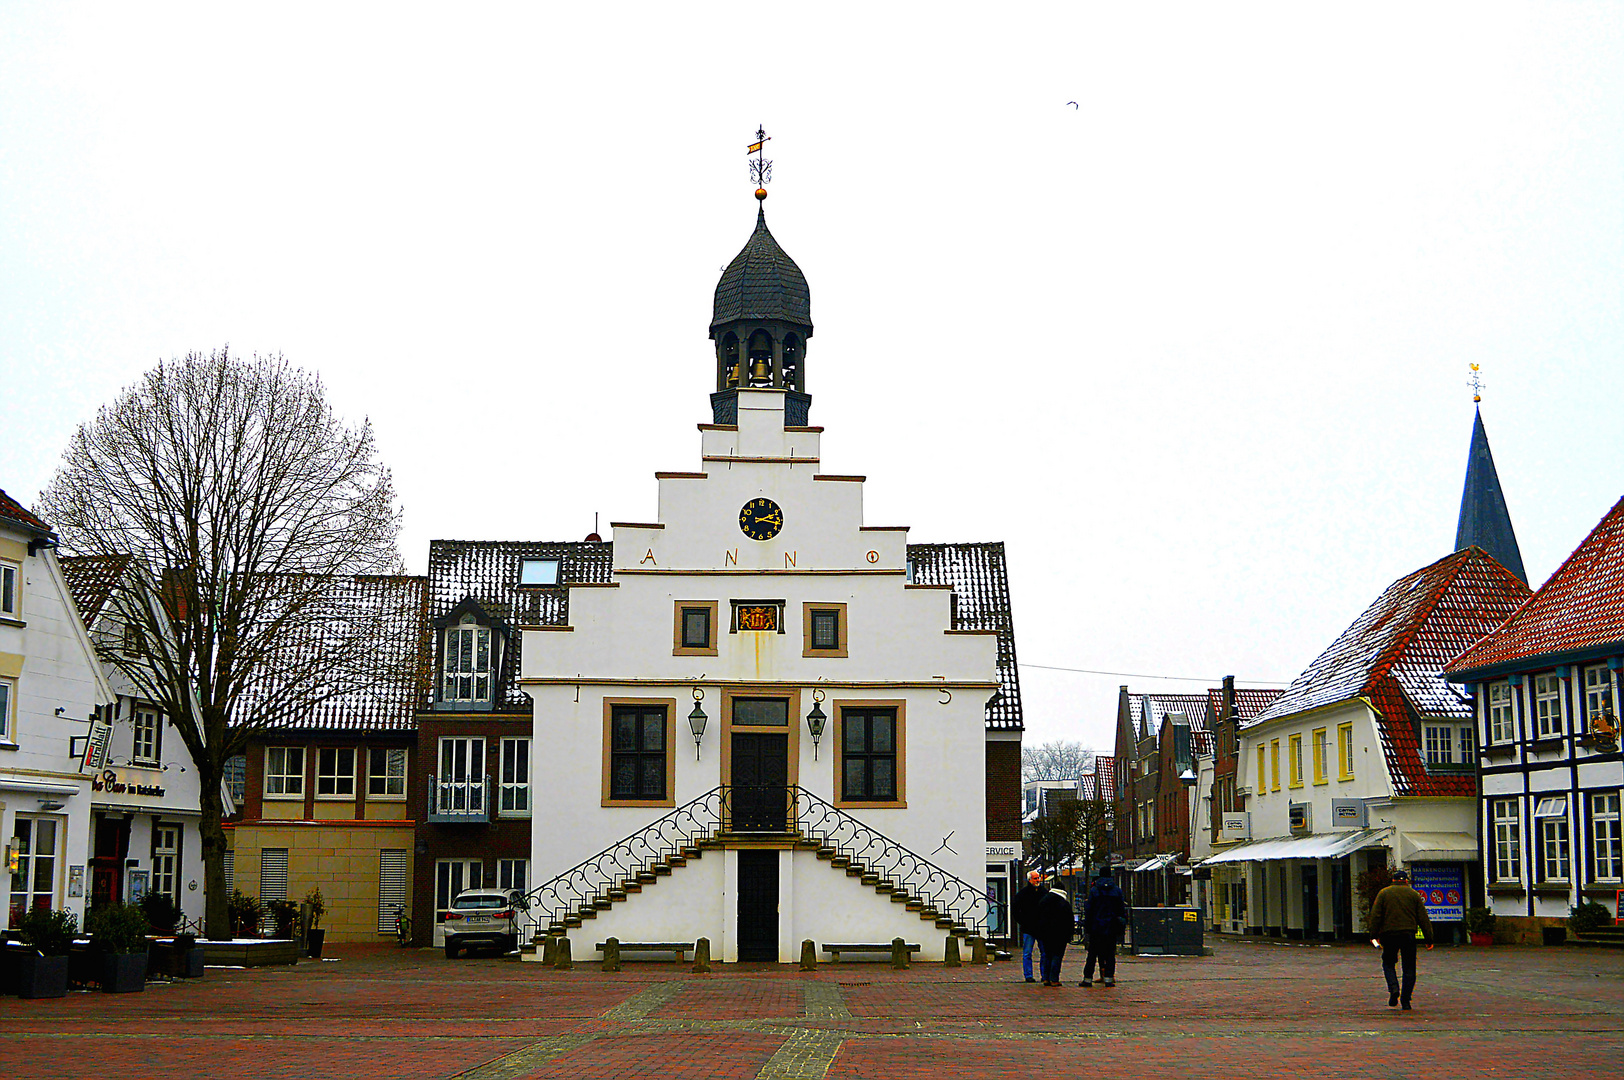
[521,786,985,946]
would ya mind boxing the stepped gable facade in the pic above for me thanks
[516,187,1020,962]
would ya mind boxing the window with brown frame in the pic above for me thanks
[602,699,677,806]
[802,602,848,658]
[835,702,905,807]
[673,601,718,656]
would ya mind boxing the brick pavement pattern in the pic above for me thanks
[3,939,1620,1079]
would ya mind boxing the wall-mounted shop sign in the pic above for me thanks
[90,769,165,798]
[82,719,113,772]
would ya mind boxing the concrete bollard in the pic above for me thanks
[891,937,910,970]
[800,940,817,971]
[944,936,961,967]
[970,936,988,965]
[553,936,573,971]
[541,936,557,966]
[692,937,712,973]
[602,937,621,972]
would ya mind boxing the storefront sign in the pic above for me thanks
[1410,863,1465,923]
[83,719,113,772]
[90,769,166,798]
[984,843,1020,860]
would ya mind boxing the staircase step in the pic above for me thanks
[624,884,642,894]
[564,917,582,928]
[934,918,954,929]
[668,856,687,867]
[682,847,704,859]
[592,899,613,910]
[637,873,656,884]
[905,901,924,911]
[874,882,895,893]
[816,848,837,860]
[890,893,911,904]
[653,865,672,876]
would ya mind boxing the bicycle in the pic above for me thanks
[394,905,413,947]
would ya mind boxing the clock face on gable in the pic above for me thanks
[738,497,784,541]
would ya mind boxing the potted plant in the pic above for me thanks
[86,902,151,992]
[304,887,328,959]
[265,899,299,941]
[13,908,76,999]
[227,889,261,937]
[138,891,181,934]
[1569,900,1611,937]
[1464,906,1495,946]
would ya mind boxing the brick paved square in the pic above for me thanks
[1,939,1617,1079]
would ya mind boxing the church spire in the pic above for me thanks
[1455,382,1527,583]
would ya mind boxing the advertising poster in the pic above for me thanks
[1410,863,1465,922]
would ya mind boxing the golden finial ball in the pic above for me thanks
[755,188,768,201]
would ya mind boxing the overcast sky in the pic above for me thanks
[4,4,1621,755]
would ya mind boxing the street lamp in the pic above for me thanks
[688,688,708,760]
[806,689,828,760]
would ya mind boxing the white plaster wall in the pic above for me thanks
[0,544,109,928]
[567,852,726,954]
[526,390,994,949]
[1241,701,1396,839]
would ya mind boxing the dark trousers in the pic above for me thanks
[1083,932,1117,980]
[1379,931,1418,1001]
[1038,940,1067,984]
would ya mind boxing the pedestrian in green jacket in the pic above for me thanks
[1368,868,1434,1010]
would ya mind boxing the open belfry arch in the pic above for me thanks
[516,132,1021,963]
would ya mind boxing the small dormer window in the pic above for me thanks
[444,615,493,705]
[520,559,561,586]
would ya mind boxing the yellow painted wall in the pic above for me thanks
[260,800,305,820]
[228,822,414,942]
[364,800,409,820]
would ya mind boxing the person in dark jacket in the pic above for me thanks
[1368,867,1434,1010]
[1079,864,1127,987]
[1011,870,1045,983]
[1032,885,1076,986]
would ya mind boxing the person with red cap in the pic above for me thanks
[1011,869,1046,983]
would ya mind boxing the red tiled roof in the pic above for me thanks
[1191,729,1215,756]
[0,489,52,536]
[1447,495,1624,675]
[1205,687,1285,723]
[1253,547,1531,796]
[1094,755,1116,794]
[59,554,133,625]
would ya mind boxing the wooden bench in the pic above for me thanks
[821,942,920,962]
[595,941,692,962]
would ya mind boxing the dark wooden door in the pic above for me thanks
[737,850,779,961]
[730,733,788,832]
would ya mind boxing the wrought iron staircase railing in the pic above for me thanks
[517,785,988,942]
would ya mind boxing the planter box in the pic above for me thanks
[1469,932,1493,946]
[307,928,326,959]
[151,940,206,978]
[201,938,299,967]
[18,953,70,999]
[101,951,148,993]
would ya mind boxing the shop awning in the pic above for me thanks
[0,775,83,796]
[1133,853,1176,872]
[1398,832,1477,862]
[1197,828,1389,866]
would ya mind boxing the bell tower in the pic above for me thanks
[709,127,814,426]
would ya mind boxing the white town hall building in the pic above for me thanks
[517,189,1013,963]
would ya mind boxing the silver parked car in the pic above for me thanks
[439,888,527,958]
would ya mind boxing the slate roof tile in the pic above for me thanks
[1447,495,1624,675]
[711,207,812,332]
[242,575,432,733]
[427,540,614,710]
[1252,546,1530,796]
[907,541,1023,731]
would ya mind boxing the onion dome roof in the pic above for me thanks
[711,207,811,334]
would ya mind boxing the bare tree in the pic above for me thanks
[1022,739,1095,783]
[1025,796,1113,877]
[37,348,403,939]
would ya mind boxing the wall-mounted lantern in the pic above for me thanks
[688,688,708,760]
[806,689,828,760]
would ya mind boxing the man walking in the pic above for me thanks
[1079,864,1127,987]
[1369,867,1434,1010]
[1012,869,1045,983]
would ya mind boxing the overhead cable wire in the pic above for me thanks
[1019,662,1292,686]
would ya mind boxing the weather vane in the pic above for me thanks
[1469,363,1483,403]
[748,125,772,197]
